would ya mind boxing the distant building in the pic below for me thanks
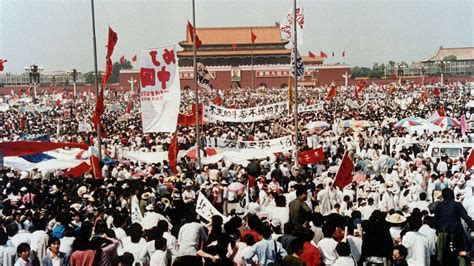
[120,23,350,90]
[385,46,474,77]
[0,71,85,86]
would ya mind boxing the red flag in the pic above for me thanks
[126,100,133,114]
[342,51,345,57]
[0,141,88,157]
[308,51,316,59]
[187,21,202,49]
[299,147,325,165]
[101,58,113,88]
[63,162,91,178]
[333,152,354,189]
[354,87,359,99]
[91,87,104,125]
[120,55,125,64]
[466,148,474,171]
[168,134,179,174]
[388,84,396,94]
[212,97,222,106]
[438,106,446,117]
[177,113,205,126]
[132,55,137,62]
[320,51,328,59]
[332,52,335,57]
[325,85,336,101]
[19,116,26,130]
[421,90,428,105]
[106,27,118,58]
[90,155,103,179]
[433,87,440,97]
[250,29,257,43]
[0,59,7,72]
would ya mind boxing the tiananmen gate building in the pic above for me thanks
[119,23,351,91]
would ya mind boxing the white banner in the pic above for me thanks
[280,5,304,46]
[121,150,168,164]
[297,103,323,113]
[140,45,181,132]
[196,192,226,222]
[204,102,288,123]
[203,135,294,153]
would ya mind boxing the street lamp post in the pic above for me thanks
[67,69,78,103]
[420,66,425,86]
[436,61,450,86]
[25,64,43,102]
[395,64,406,86]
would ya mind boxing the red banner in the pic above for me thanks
[298,147,325,165]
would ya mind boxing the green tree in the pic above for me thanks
[442,55,457,61]
[84,71,95,84]
[109,60,133,83]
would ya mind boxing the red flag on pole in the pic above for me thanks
[333,152,354,189]
[91,87,104,126]
[466,148,474,171]
[120,55,125,64]
[0,59,7,72]
[212,97,222,106]
[342,51,345,57]
[168,134,179,174]
[187,21,202,49]
[320,51,328,59]
[421,90,428,105]
[298,147,325,165]
[438,106,446,117]
[106,27,118,58]
[308,51,316,59]
[90,155,103,179]
[132,55,137,62]
[250,29,257,43]
[325,85,336,101]
[101,57,113,88]
[388,84,396,94]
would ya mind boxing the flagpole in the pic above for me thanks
[192,0,202,169]
[90,0,102,161]
[292,0,299,168]
[251,28,254,93]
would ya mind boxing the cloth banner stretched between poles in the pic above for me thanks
[202,135,294,153]
[204,102,288,123]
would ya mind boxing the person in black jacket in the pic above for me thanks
[434,188,474,265]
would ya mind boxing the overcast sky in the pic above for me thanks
[1,0,472,73]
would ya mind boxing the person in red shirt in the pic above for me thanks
[299,229,322,266]
[240,215,262,242]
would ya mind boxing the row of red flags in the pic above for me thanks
[309,50,346,59]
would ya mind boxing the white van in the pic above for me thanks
[423,142,474,162]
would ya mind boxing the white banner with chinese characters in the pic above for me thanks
[297,103,324,113]
[203,102,288,123]
[140,45,180,132]
[203,135,294,153]
[196,192,227,222]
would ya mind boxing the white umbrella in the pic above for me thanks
[304,121,330,131]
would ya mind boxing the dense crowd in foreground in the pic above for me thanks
[0,80,474,266]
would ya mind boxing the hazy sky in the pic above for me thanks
[1,0,472,73]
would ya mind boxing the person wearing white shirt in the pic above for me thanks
[317,224,339,265]
[150,238,168,266]
[177,220,207,259]
[408,192,430,213]
[417,217,437,259]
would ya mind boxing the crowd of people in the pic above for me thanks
[0,79,473,266]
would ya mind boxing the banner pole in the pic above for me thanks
[192,0,202,169]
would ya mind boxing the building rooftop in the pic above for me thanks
[180,23,288,46]
[422,46,474,62]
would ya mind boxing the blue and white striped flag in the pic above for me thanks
[291,49,305,79]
